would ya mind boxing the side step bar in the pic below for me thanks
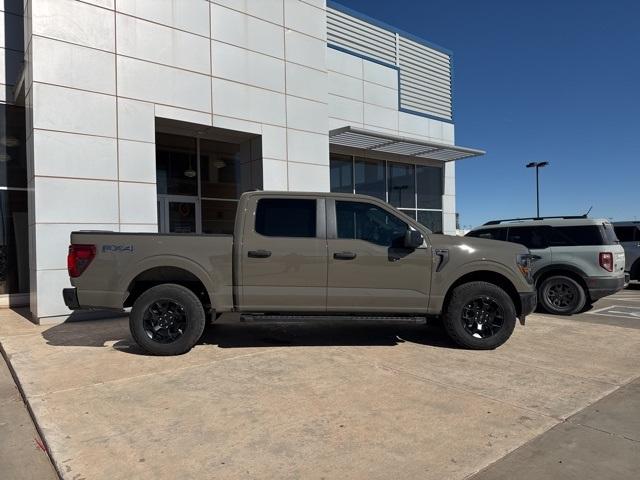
[239,314,427,323]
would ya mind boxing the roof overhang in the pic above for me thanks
[329,126,485,162]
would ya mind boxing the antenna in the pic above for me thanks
[585,206,593,217]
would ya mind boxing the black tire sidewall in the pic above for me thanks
[539,275,586,315]
[130,284,206,355]
[443,281,517,350]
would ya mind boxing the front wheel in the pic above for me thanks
[538,275,586,315]
[130,284,206,355]
[442,281,517,350]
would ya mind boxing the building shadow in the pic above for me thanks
[41,317,459,353]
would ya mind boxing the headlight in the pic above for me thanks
[516,254,538,284]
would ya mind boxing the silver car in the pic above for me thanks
[613,222,640,282]
[467,216,626,315]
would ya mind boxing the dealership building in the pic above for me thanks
[1,0,483,322]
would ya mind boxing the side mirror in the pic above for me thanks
[404,229,424,249]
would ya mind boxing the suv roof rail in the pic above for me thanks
[483,215,588,225]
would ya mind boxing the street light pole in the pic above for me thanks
[526,162,549,218]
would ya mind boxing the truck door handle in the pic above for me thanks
[248,249,272,258]
[334,251,357,260]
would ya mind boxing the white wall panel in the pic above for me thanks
[33,83,117,137]
[116,14,210,74]
[285,62,327,103]
[212,41,285,92]
[212,0,284,26]
[32,36,116,94]
[117,0,209,36]
[117,56,212,113]
[211,78,286,126]
[118,139,156,183]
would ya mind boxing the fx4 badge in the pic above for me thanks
[102,244,134,253]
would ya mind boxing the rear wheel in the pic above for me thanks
[130,284,206,355]
[539,275,586,315]
[442,281,517,350]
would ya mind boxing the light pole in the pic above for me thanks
[526,161,549,218]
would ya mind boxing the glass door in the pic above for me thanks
[157,195,201,234]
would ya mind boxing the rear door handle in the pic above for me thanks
[248,249,272,258]
[334,251,357,260]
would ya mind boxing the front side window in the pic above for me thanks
[467,228,507,241]
[507,226,549,249]
[336,201,407,247]
[255,199,316,238]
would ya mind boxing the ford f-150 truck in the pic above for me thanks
[63,191,537,355]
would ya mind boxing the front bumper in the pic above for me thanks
[62,288,81,310]
[586,275,626,302]
[518,291,537,324]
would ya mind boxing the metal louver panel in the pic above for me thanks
[327,8,396,65]
[399,37,452,120]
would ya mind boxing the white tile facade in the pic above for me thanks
[18,0,460,321]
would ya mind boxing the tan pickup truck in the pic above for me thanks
[63,191,537,355]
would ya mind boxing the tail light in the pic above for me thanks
[599,252,613,272]
[68,244,96,278]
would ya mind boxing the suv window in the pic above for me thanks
[336,201,407,247]
[466,228,507,241]
[255,198,316,237]
[614,226,637,242]
[548,225,614,246]
[507,226,550,249]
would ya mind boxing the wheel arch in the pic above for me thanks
[442,270,523,317]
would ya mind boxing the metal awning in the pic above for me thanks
[329,126,485,162]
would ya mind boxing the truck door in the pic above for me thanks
[239,196,327,311]
[326,199,431,313]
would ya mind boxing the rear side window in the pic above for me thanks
[467,228,507,241]
[255,199,316,238]
[614,226,637,242]
[600,223,619,245]
[548,225,613,246]
[507,226,549,249]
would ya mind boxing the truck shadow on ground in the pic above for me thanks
[41,318,459,353]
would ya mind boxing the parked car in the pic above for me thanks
[613,221,640,282]
[466,216,626,315]
[63,191,537,355]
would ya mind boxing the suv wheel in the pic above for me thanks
[539,275,586,315]
[130,284,206,355]
[442,281,517,350]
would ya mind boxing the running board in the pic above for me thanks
[239,314,427,323]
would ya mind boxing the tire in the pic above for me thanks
[538,275,586,315]
[130,284,206,356]
[442,281,517,350]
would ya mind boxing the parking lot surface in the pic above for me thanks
[1,287,639,479]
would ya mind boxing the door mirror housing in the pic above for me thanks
[404,229,424,249]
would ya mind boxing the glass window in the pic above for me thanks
[156,133,198,196]
[202,200,237,234]
[0,191,29,294]
[200,139,247,199]
[168,201,196,234]
[0,104,27,188]
[354,158,385,200]
[614,226,638,242]
[548,225,610,246]
[255,199,316,238]
[388,162,415,209]
[330,154,353,193]
[467,228,508,241]
[418,211,443,234]
[507,226,550,249]
[336,201,407,247]
[416,165,442,209]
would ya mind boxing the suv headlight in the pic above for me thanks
[516,254,538,284]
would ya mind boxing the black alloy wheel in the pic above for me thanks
[143,299,187,344]
[461,295,505,339]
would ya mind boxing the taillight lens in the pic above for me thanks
[68,244,96,278]
[599,252,613,272]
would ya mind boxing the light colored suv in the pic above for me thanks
[466,216,626,315]
[613,222,640,282]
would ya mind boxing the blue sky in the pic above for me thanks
[334,0,640,228]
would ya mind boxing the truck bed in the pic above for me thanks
[69,231,234,311]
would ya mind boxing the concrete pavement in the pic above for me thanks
[0,288,639,479]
